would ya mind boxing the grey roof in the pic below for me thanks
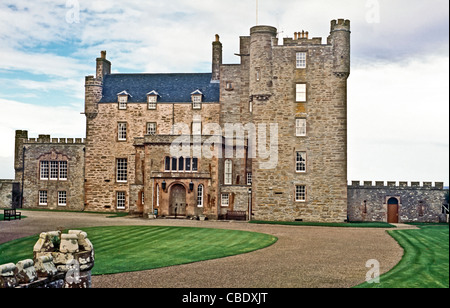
[99,73,220,103]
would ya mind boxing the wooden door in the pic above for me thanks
[169,184,187,217]
[387,198,399,223]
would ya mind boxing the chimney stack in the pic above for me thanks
[96,50,111,81]
[212,34,222,82]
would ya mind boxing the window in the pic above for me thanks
[59,161,68,180]
[192,89,203,109]
[247,173,253,185]
[296,152,307,172]
[296,52,307,69]
[117,192,126,210]
[148,95,157,110]
[40,161,49,180]
[165,157,171,171]
[296,118,307,137]
[224,160,232,185]
[295,185,306,202]
[118,96,128,110]
[147,123,157,135]
[156,185,160,207]
[58,191,67,206]
[172,157,178,171]
[116,158,128,183]
[197,184,204,208]
[221,194,229,207]
[118,122,127,141]
[40,161,68,180]
[39,191,48,206]
[192,158,198,172]
[192,121,202,135]
[50,161,59,180]
[296,84,307,102]
[186,157,191,171]
[179,157,184,171]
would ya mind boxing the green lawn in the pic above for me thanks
[0,226,277,276]
[250,220,396,228]
[356,224,449,288]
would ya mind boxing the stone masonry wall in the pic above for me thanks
[15,132,85,211]
[348,181,448,223]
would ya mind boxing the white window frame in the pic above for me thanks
[295,185,306,202]
[247,173,253,186]
[224,160,232,185]
[50,161,59,180]
[197,184,204,208]
[58,191,67,207]
[296,118,307,137]
[148,95,157,110]
[147,122,157,135]
[192,95,202,109]
[118,96,128,110]
[296,52,307,69]
[192,121,202,135]
[156,184,160,207]
[59,161,68,180]
[40,161,49,180]
[221,194,229,207]
[118,122,127,141]
[296,152,307,173]
[116,158,128,183]
[39,191,48,206]
[296,84,307,102]
[116,191,126,210]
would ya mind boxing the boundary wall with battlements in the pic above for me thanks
[348,181,448,223]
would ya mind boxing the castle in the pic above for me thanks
[3,20,448,223]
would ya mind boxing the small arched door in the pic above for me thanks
[169,184,187,217]
[387,197,399,223]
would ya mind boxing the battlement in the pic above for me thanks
[331,19,351,32]
[349,181,445,190]
[17,131,84,145]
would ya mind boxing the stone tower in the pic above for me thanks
[243,20,351,222]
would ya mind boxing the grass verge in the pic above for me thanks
[0,226,277,276]
[355,224,449,288]
[249,220,396,228]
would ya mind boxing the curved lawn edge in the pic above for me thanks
[354,224,449,288]
[0,225,278,276]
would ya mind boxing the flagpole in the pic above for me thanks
[256,0,259,25]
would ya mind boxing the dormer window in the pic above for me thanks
[191,90,203,110]
[147,90,159,110]
[117,91,131,110]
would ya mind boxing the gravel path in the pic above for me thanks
[0,210,405,288]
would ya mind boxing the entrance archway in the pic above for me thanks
[169,184,187,217]
[387,197,399,224]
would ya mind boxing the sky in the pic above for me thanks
[0,0,449,185]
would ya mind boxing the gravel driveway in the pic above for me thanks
[0,210,404,288]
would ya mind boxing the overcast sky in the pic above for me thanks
[0,0,449,185]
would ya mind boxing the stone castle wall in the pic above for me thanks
[348,181,448,223]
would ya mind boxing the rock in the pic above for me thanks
[15,259,37,284]
[60,234,79,253]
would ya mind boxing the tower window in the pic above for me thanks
[296,152,307,172]
[295,185,306,202]
[296,118,307,137]
[296,52,307,69]
[296,84,307,102]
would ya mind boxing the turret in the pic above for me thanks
[249,25,277,95]
[329,19,351,77]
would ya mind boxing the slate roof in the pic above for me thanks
[99,73,220,103]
